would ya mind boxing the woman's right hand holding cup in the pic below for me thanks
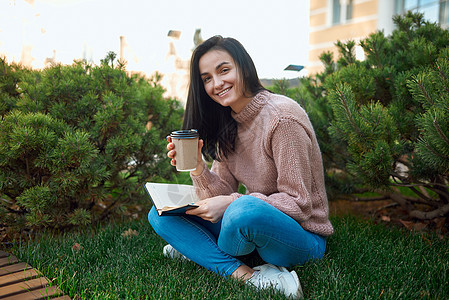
[166,135,204,175]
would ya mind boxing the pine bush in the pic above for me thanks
[297,12,449,220]
[0,53,183,231]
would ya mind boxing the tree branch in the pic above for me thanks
[409,186,434,203]
[338,194,390,202]
[392,183,449,201]
[0,197,12,205]
[390,181,449,189]
[1,198,25,214]
[389,192,414,212]
[95,194,123,222]
[372,202,400,218]
[409,203,449,220]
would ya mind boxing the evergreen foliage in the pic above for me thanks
[0,53,184,230]
[297,12,449,220]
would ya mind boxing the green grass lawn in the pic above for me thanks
[10,214,449,299]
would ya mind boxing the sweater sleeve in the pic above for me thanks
[243,118,315,222]
[190,160,239,200]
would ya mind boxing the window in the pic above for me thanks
[333,0,342,24]
[395,0,449,27]
[332,0,354,25]
[346,0,353,20]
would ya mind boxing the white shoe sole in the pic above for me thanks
[252,264,304,299]
[163,244,190,261]
[288,270,304,299]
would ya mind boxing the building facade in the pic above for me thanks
[308,0,449,74]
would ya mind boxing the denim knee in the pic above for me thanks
[223,195,266,228]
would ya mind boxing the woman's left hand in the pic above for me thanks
[186,195,233,223]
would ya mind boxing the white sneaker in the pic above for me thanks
[247,263,303,299]
[163,244,190,261]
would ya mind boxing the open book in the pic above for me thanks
[144,182,199,216]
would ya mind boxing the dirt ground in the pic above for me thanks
[329,198,448,237]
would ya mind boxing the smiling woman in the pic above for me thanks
[185,37,266,161]
[199,50,252,114]
[148,35,333,299]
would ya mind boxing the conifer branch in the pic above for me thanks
[433,116,449,147]
[436,64,449,94]
[374,111,381,128]
[337,88,362,136]
[371,43,383,69]
[415,77,435,106]
[420,138,449,159]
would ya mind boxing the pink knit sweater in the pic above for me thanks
[191,91,334,236]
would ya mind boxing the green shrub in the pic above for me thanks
[297,12,449,220]
[0,52,183,231]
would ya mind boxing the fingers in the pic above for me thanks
[168,148,176,166]
[185,200,204,215]
[166,136,175,152]
[167,149,175,158]
[166,135,176,165]
[185,201,218,223]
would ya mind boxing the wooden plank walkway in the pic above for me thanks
[0,250,71,300]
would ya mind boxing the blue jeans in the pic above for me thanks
[148,195,326,278]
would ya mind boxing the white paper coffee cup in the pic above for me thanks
[170,129,199,172]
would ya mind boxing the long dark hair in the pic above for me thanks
[183,35,267,161]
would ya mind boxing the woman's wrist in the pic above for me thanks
[190,162,204,176]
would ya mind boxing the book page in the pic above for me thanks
[145,182,199,209]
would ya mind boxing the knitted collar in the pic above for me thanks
[231,90,270,124]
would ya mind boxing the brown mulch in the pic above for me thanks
[329,198,449,237]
